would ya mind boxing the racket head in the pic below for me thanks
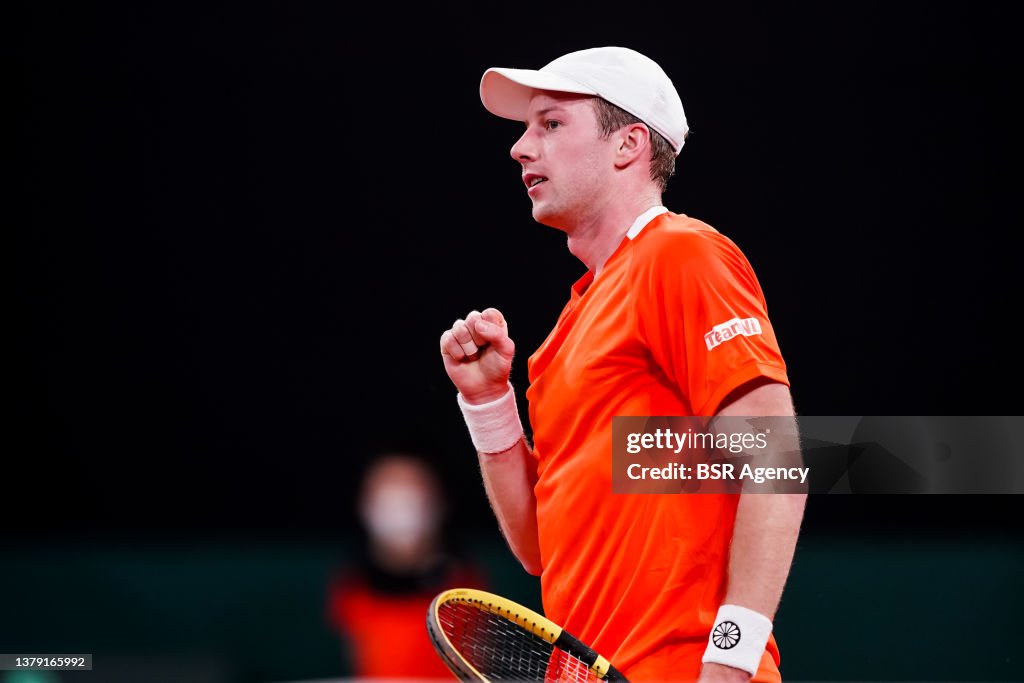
[426,588,628,683]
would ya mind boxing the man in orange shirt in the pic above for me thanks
[439,47,806,682]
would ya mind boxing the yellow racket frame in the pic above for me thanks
[427,588,619,681]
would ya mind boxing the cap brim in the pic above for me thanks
[480,68,599,121]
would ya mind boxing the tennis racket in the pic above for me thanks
[426,588,629,682]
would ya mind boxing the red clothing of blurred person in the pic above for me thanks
[328,555,484,678]
[327,453,486,678]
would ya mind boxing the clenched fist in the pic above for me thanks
[440,308,515,405]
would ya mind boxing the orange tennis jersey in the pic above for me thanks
[525,210,789,682]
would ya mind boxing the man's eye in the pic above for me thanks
[545,120,561,130]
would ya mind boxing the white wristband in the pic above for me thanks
[456,383,524,454]
[701,604,773,676]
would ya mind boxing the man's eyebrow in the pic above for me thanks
[529,106,566,120]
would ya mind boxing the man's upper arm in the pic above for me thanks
[715,380,795,418]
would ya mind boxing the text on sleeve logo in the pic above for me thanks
[704,317,762,351]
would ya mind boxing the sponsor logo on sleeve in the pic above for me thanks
[704,317,763,351]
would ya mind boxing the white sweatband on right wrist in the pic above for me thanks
[456,383,524,454]
[701,604,773,676]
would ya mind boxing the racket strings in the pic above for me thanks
[438,600,601,683]
[549,647,597,683]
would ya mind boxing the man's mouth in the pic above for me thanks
[523,173,548,190]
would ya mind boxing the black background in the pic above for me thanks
[14,1,1023,542]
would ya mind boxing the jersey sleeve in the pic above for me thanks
[635,229,789,416]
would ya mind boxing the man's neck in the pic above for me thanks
[566,192,664,275]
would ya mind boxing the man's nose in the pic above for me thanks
[510,128,537,163]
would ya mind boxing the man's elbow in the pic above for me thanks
[520,558,543,576]
[513,544,543,576]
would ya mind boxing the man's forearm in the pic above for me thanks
[702,432,805,682]
[714,383,806,617]
[478,437,543,575]
[723,491,806,617]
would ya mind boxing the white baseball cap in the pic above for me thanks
[480,46,688,155]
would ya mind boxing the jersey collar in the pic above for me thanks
[625,205,669,240]
[571,206,670,299]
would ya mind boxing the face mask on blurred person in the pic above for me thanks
[361,484,439,548]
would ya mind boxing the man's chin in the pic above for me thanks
[531,204,569,232]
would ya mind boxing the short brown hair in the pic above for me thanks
[591,98,677,192]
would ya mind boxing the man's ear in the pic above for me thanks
[615,123,652,169]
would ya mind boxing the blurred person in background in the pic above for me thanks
[326,452,485,679]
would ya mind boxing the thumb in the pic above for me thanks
[473,318,515,357]
[480,307,506,328]
[473,317,503,340]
